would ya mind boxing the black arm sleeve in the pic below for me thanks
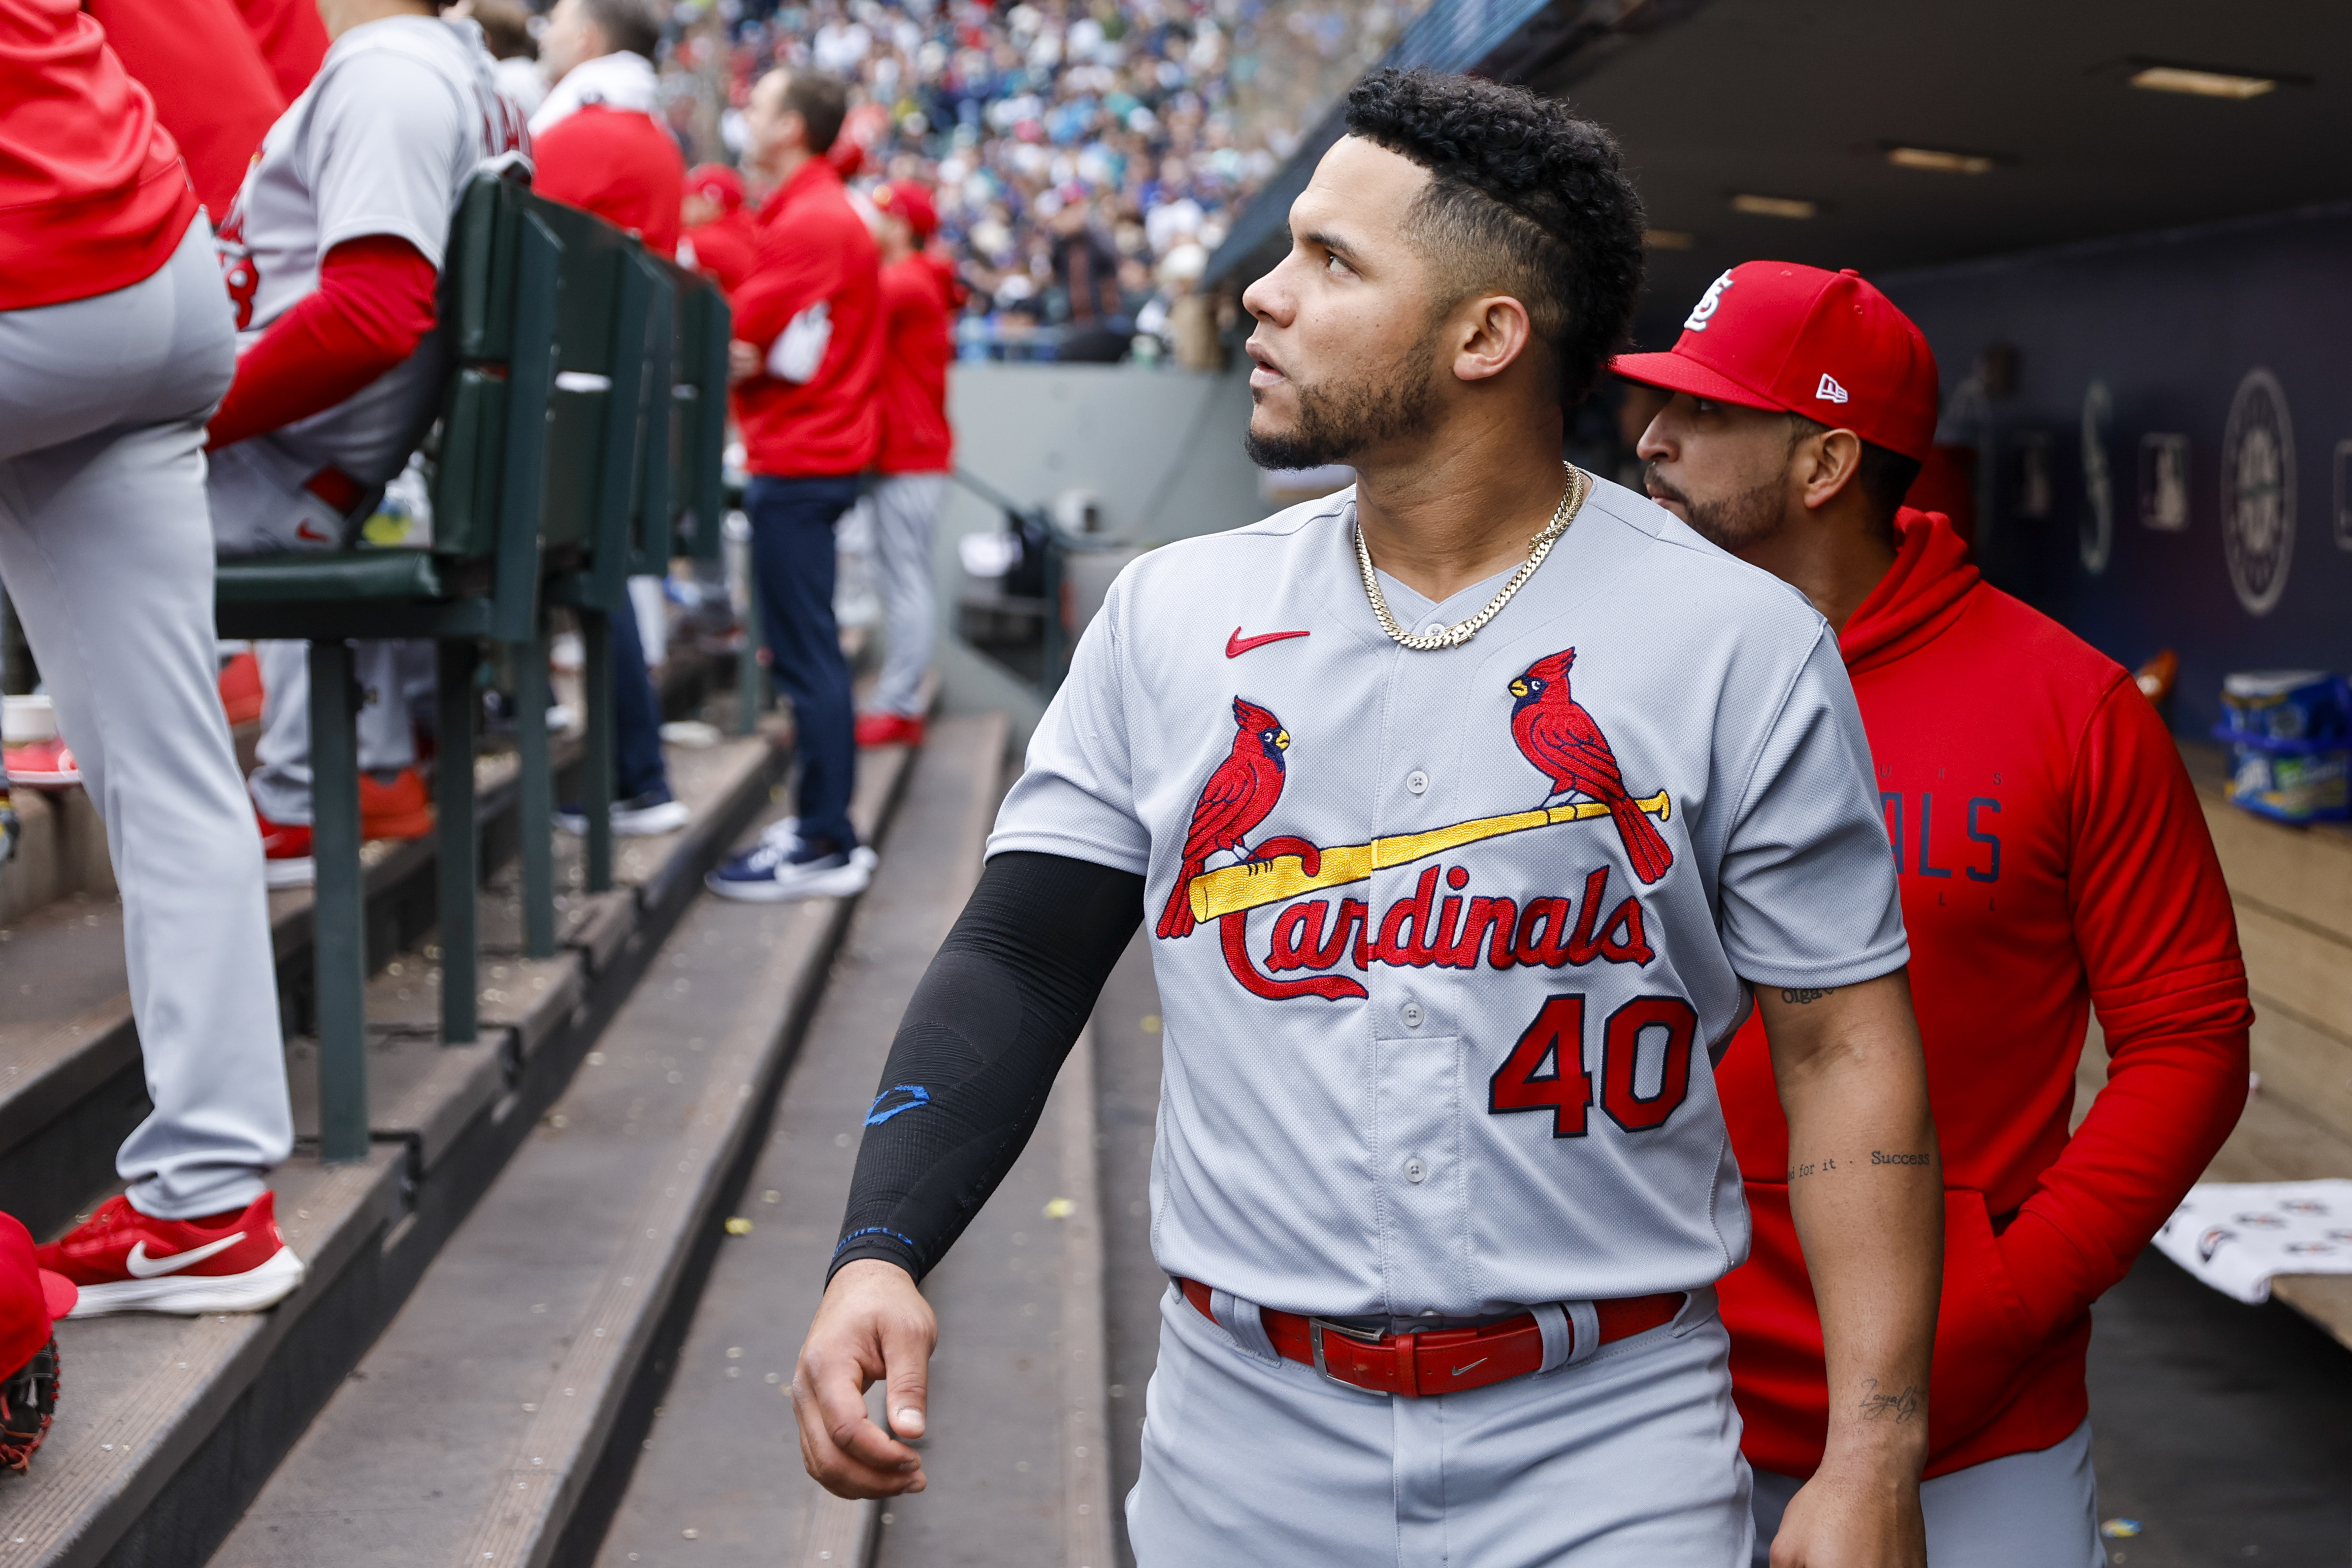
[827,851,1146,1285]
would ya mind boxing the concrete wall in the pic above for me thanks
[927,361,1267,745]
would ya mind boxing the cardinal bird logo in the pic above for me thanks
[1508,650,1675,885]
[1157,697,1291,939]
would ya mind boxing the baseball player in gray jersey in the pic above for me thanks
[794,72,1942,1566]
[207,0,528,883]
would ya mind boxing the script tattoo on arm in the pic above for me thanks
[1786,1156,1839,1182]
[1780,987,1837,1005]
[1856,1378,1921,1424]
[1870,1150,1931,1166]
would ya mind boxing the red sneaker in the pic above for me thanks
[4,739,79,787]
[360,767,434,840]
[854,712,925,748]
[35,1192,305,1317]
[256,808,314,890]
[218,650,264,726]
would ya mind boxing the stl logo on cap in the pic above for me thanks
[1683,271,1735,332]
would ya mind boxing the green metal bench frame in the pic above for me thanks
[215,173,565,1161]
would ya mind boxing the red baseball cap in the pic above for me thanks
[873,180,939,240]
[685,164,744,214]
[1613,262,1939,463]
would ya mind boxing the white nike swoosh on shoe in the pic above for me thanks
[1450,1358,1487,1377]
[124,1232,247,1278]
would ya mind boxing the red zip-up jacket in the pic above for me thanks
[1715,508,2251,1479]
[731,156,881,478]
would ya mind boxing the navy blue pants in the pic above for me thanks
[608,587,667,802]
[745,474,862,850]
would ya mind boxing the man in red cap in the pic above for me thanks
[851,179,953,748]
[678,162,756,296]
[1617,262,2252,1565]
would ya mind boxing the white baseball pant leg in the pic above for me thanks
[864,472,944,720]
[205,436,418,825]
[1129,1283,1753,1566]
[1750,1418,2105,1568]
[0,224,293,1219]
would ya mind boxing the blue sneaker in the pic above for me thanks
[705,829,876,902]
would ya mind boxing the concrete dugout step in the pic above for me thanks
[202,721,945,1568]
[0,728,788,1568]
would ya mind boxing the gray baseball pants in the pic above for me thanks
[0,224,292,1220]
[857,472,944,720]
[1750,1418,2105,1567]
[205,441,417,824]
[1129,1282,1753,1565]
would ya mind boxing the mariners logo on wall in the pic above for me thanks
[2080,381,2113,575]
[2223,367,2295,616]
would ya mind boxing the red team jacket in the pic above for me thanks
[532,104,684,257]
[0,0,199,311]
[875,251,953,474]
[1715,508,2252,1479]
[731,156,882,477]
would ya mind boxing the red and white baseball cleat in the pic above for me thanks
[35,1192,305,1317]
[255,808,315,890]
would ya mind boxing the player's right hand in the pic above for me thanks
[792,1258,938,1498]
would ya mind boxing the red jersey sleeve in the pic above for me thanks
[1999,679,2252,1332]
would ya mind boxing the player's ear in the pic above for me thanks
[1799,428,1866,512]
[1451,293,1532,385]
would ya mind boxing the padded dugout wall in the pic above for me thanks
[1877,199,2352,741]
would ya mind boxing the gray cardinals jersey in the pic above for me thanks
[212,14,528,491]
[990,477,1906,1318]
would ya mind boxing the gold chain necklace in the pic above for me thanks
[1353,463,1588,651]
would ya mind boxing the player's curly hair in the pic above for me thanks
[1343,69,1645,409]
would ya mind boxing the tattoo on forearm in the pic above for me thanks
[1870,1150,1931,1166]
[1780,987,1836,1005]
[1786,1157,1839,1181]
[1857,1379,1921,1424]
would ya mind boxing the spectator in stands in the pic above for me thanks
[678,163,757,299]
[532,0,695,841]
[851,179,953,750]
[1621,263,2254,1567]
[203,0,527,894]
[705,67,884,902]
[1048,195,1129,362]
[533,0,684,255]
[5,0,301,1315]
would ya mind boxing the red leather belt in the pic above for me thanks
[1179,1278,1683,1398]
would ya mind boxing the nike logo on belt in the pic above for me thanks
[1450,1357,1487,1377]
[125,1232,246,1278]
[1226,627,1310,658]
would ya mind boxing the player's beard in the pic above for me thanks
[1645,463,1785,553]
[1243,329,1442,471]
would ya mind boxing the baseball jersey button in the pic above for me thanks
[1405,769,1429,795]
[1400,1002,1425,1029]
[1404,1158,1427,1185]
[1421,622,1446,638]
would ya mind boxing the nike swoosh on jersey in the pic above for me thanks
[1450,1357,1487,1377]
[124,1232,248,1278]
[1226,627,1311,658]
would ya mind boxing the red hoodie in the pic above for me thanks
[1715,509,2252,1480]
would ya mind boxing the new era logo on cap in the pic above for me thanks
[1610,262,1940,463]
